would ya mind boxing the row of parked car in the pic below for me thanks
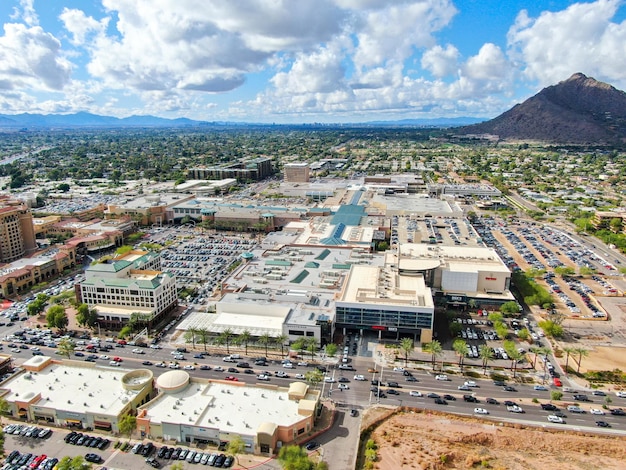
[64,431,110,450]
[152,446,234,467]
[3,451,57,470]
[3,424,52,439]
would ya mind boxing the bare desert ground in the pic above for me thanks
[362,407,626,470]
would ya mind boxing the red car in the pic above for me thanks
[225,376,238,381]
[553,377,562,387]
[117,340,127,345]
[113,357,123,362]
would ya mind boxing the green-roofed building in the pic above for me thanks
[79,250,178,331]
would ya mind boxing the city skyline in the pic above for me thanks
[1,0,626,123]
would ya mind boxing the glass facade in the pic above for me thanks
[336,305,433,330]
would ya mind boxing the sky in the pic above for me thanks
[1,0,626,123]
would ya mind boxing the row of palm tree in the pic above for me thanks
[183,327,291,357]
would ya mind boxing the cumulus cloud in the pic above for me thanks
[421,44,459,78]
[0,23,72,91]
[59,8,109,46]
[508,0,626,89]
[10,0,38,27]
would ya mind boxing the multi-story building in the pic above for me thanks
[188,157,274,182]
[0,197,37,262]
[77,250,177,330]
[284,162,310,183]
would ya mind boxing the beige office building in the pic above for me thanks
[0,197,37,262]
[284,163,310,183]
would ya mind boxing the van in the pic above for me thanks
[567,405,585,413]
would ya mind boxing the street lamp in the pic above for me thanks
[94,322,101,337]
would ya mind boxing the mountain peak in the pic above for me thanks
[456,74,626,144]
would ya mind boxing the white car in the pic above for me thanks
[132,348,145,354]
[393,367,405,372]
[435,374,449,381]
[276,371,288,378]
[507,405,524,413]
[183,365,195,370]
[213,366,224,372]
[354,375,366,381]
[169,363,180,369]
[109,361,120,367]
[534,385,548,391]
[324,377,336,383]
[295,374,306,379]
[409,390,422,397]
[616,391,626,398]
[297,362,308,367]
[257,374,270,381]
[547,415,564,423]
[464,380,478,387]
[338,383,349,390]
[149,344,162,349]
[283,363,295,369]
[474,408,489,415]
[590,408,605,415]
[30,347,40,351]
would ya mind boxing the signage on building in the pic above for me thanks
[485,277,497,281]
[388,327,397,332]
[372,325,387,331]
[449,295,466,302]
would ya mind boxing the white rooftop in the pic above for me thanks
[1,357,149,416]
[145,379,313,436]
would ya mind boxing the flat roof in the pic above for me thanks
[1,357,147,416]
[144,379,315,436]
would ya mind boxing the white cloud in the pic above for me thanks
[0,23,72,91]
[352,0,457,69]
[508,0,626,89]
[10,0,38,27]
[421,44,459,77]
[59,8,109,46]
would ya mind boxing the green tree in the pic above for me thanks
[538,320,564,338]
[57,338,75,359]
[452,339,467,372]
[479,344,493,375]
[423,340,443,370]
[554,266,576,277]
[551,391,563,401]
[118,413,137,441]
[76,303,98,328]
[305,369,323,389]
[503,341,523,378]
[118,325,132,339]
[239,330,252,356]
[0,395,10,424]
[46,305,68,330]
[487,312,503,324]
[258,333,272,358]
[399,337,414,367]
[500,301,521,315]
[184,328,199,349]
[306,337,317,361]
[517,328,530,341]
[324,343,338,358]
[56,456,92,470]
[169,464,185,470]
[226,434,247,469]
[292,338,306,357]
[278,445,315,470]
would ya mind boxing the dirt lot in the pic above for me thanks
[362,408,626,470]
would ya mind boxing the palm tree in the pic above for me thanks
[184,328,199,349]
[479,344,493,375]
[219,328,234,355]
[239,330,252,356]
[399,337,414,367]
[507,349,523,378]
[423,340,443,370]
[452,339,468,373]
[195,328,211,353]
[275,334,289,358]
[562,346,576,373]
[574,347,589,374]
[0,396,10,424]
[258,333,272,358]
[306,337,317,361]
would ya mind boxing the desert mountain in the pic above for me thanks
[456,73,626,144]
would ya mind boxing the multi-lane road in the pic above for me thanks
[6,338,625,435]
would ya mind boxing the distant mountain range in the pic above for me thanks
[456,73,626,145]
[0,112,486,129]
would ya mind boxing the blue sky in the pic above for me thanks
[1,0,626,123]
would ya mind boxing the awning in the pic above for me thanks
[66,419,82,424]
[94,421,112,429]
